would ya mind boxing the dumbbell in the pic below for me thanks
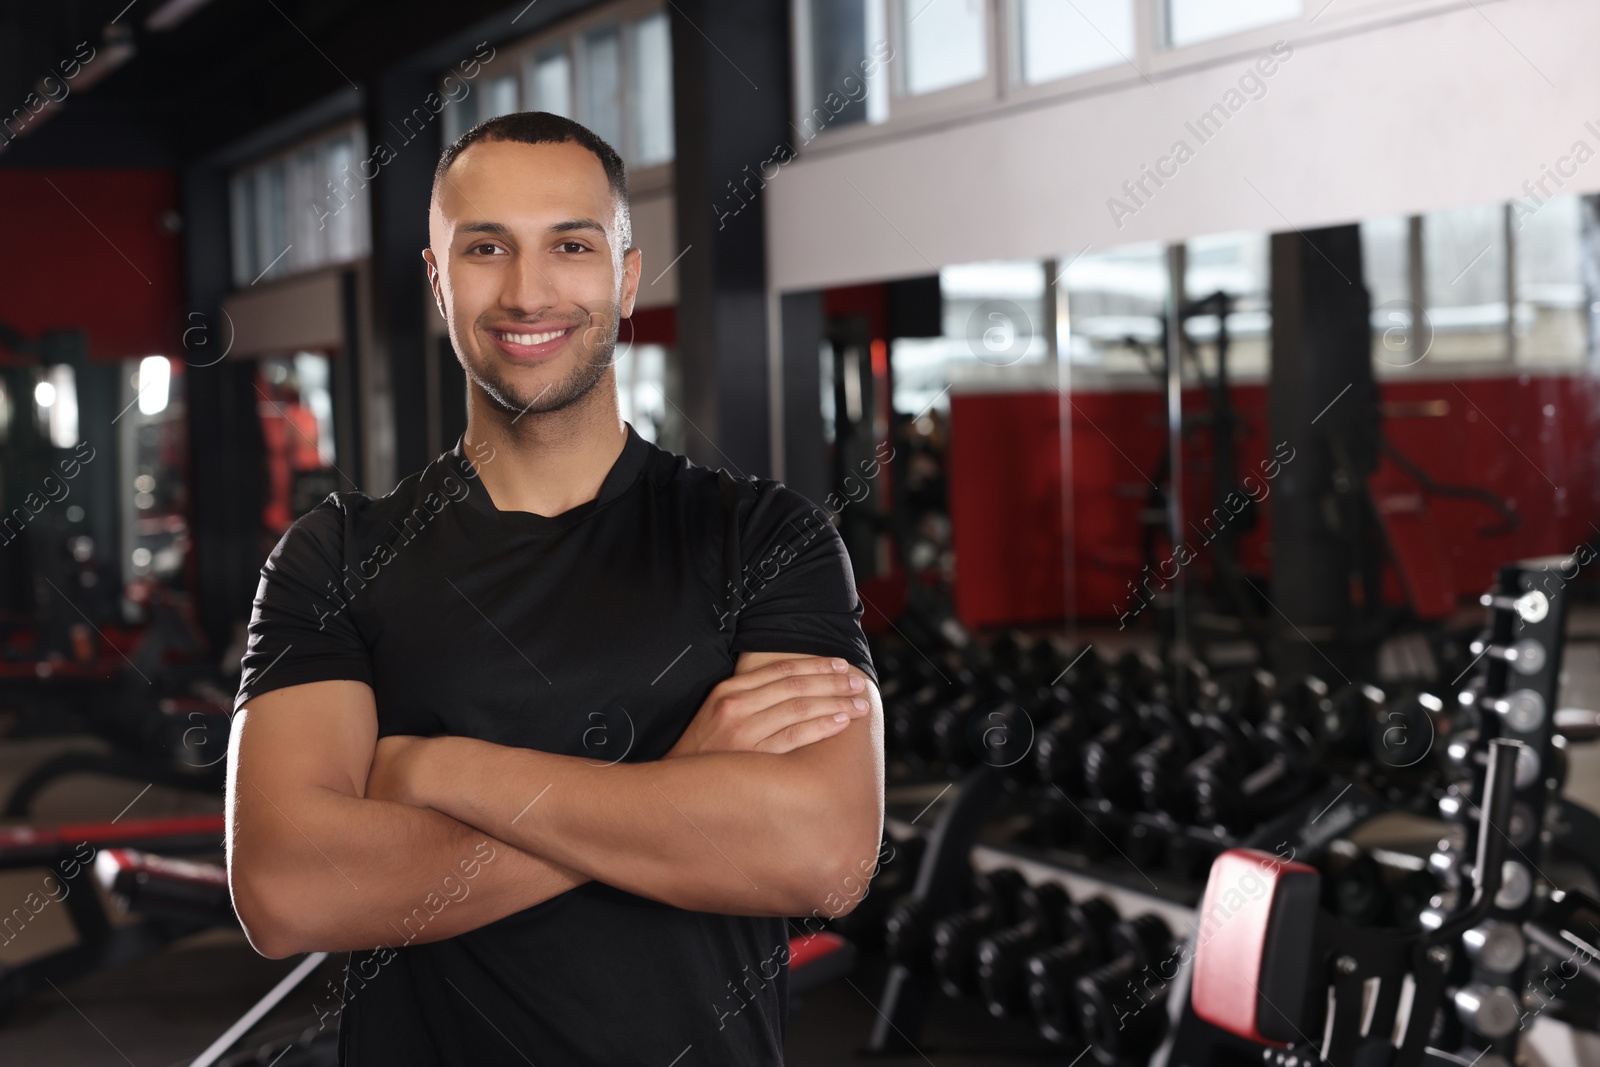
[883,866,1028,976]
[931,678,1045,774]
[1320,681,1386,760]
[1369,690,1444,774]
[1213,666,1277,722]
[930,867,1042,999]
[1125,704,1210,814]
[1083,702,1195,809]
[1075,913,1177,1064]
[1269,673,1332,729]
[985,629,1036,684]
[1025,638,1105,700]
[971,880,1072,1013]
[1021,897,1121,1041]
[1320,842,1385,924]
[1110,648,1167,706]
[1035,689,1126,793]
[1320,843,1443,930]
[1155,709,1256,824]
[1075,914,1178,1062]
[1188,717,1321,831]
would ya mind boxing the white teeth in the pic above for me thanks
[499,328,567,346]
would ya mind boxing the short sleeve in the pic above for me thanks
[233,501,374,712]
[722,481,877,685]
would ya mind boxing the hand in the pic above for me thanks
[365,734,435,807]
[667,656,873,758]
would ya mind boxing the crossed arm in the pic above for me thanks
[226,652,884,959]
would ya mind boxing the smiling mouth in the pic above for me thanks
[490,326,574,346]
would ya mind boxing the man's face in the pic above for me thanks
[424,139,641,420]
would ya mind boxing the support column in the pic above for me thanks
[670,0,791,476]
[1268,225,1377,680]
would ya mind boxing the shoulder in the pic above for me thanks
[640,443,833,547]
[264,449,474,571]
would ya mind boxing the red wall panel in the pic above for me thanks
[949,373,1600,629]
[0,169,183,363]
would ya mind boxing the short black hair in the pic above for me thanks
[432,111,632,250]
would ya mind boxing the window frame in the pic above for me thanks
[792,0,1474,155]
[444,0,674,193]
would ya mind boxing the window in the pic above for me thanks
[890,260,1048,416]
[1184,232,1270,379]
[1166,0,1302,47]
[1423,202,1508,364]
[579,26,624,151]
[526,47,573,117]
[228,125,370,287]
[482,74,520,122]
[1361,214,1424,370]
[901,0,987,95]
[628,13,674,166]
[448,8,672,168]
[1514,193,1585,367]
[614,341,669,442]
[1016,0,1135,85]
[1062,242,1168,374]
[800,0,889,133]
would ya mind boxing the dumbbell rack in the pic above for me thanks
[869,756,1385,1056]
[1433,556,1570,1062]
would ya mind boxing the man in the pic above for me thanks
[225,111,885,1066]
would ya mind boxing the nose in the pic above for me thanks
[500,252,560,318]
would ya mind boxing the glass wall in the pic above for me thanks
[1183,232,1271,379]
[889,260,1049,416]
[1360,197,1587,373]
[1514,193,1586,366]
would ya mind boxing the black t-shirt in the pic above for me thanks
[234,425,877,1066]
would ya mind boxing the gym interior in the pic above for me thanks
[1,0,1599,1064]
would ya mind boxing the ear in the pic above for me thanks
[618,246,643,321]
[421,248,446,320]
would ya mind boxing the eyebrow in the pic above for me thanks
[455,218,608,240]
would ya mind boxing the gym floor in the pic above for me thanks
[1,610,1597,1066]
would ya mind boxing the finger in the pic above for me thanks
[745,692,871,744]
[728,670,868,717]
[718,656,851,694]
[751,709,856,754]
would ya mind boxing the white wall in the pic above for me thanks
[767,0,1600,291]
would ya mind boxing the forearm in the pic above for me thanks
[231,783,588,957]
[416,736,881,916]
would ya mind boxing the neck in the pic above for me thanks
[462,379,628,517]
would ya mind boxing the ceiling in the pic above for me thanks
[0,0,533,168]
